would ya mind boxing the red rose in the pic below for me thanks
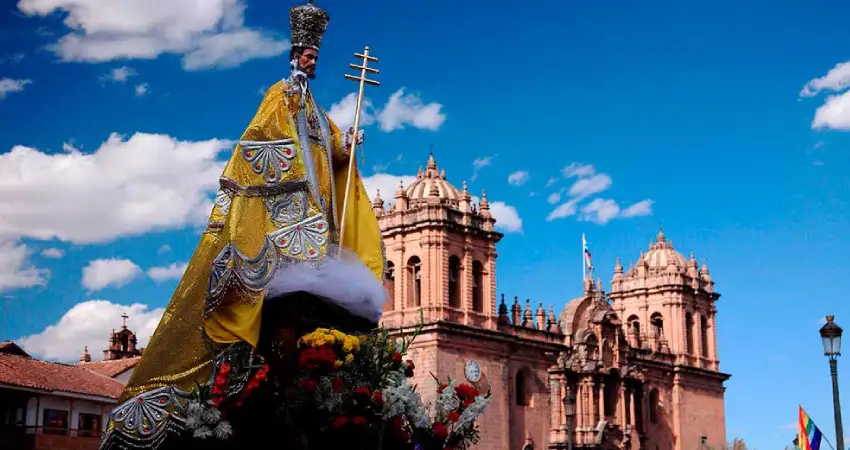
[455,384,480,401]
[404,360,415,377]
[437,383,448,393]
[391,352,402,363]
[354,387,371,396]
[352,416,368,426]
[331,416,349,428]
[372,392,384,405]
[432,423,449,439]
[331,377,344,393]
[447,412,460,422]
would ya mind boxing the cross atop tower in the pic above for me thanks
[121,313,129,329]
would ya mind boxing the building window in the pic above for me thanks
[43,408,68,435]
[627,315,641,348]
[516,370,529,406]
[650,313,664,340]
[448,256,461,308]
[78,413,101,437]
[649,388,660,423]
[383,262,395,312]
[407,256,422,307]
[685,312,694,355]
[700,315,709,358]
[472,261,484,313]
[2,407,24,426]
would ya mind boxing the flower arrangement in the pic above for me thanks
[187,318,490,450]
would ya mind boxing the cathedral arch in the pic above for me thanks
[515,368,531,406]
[700,314,709,358]
[627,314,641,348]
[649,312,664,340]
[648,387,661,423]
[383,262,395,312]
[407,256,422,308]
[471,260,484,313]
[685,312,694,355]
[448,255,461,308]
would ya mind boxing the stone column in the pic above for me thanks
[598,380,606,422]
[549,374,560,431]
[695,311,705,368]
[619,382,627,427]
[709,309,719,369]
[629,388,636,427]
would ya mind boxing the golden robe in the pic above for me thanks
[100,78,385,449]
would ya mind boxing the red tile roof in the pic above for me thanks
[79,357,141,378]
[0,341,30,357]
[0,350,123,400]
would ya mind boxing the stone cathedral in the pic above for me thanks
[374,154,730,450]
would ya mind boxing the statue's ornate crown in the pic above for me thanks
[289,1,330,51]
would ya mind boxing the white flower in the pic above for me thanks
[193,426,213,439]
[214,421,233,439]
[202,406,222,425]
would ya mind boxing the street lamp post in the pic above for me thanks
[820,315,844,450]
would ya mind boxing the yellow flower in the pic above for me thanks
[334,360,343,369]
[342,335,361,353]
[344,353,355,365]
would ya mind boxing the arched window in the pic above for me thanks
[120,333,129,352]
[407,256,422,308]
[383,262,395,312]
[627,315,641,348]
[700,315,709,358]
[585,333,599,360]
[448,256,461,308]
[650,313,664,339]
[472,261,484,313]
[515,370,529,406]
[685,312,694,355]
[649,388,660,423]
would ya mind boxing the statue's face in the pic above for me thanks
[299,48,318,78]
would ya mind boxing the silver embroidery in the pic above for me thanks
[205,239,280,317]
[267,214,329,259]
[110,386,189,439]
[214,189,232,215]
[220,176,307,198]
[240,139,297,184]
[266,191,308,226]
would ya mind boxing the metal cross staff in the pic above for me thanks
[338,46,379,246]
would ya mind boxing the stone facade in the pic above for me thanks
[376,154,730,450]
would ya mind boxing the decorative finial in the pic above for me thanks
[827,315,835,323]
[121,313,129,329]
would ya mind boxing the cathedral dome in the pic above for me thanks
[641,229,687,269]
[404,153,463,204]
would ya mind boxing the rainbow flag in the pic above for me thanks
[798,406,823,450]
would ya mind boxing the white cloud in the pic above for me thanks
[107,66,135,82]
[470,155,495,181]
[135,83,148,96]
[327,92,375,131]
[546,199,578,221]
[579,198,654,225]
[579,199,621,225]
[17,0,289,71]
[546,163,652,224]
[361,173,417,207]
[377,89,446,132]
[0,78,32,99]
[801,61,850,97]
[40,248,64,259]
[507,170,529,186]
[328,89,445,133]
[812,90,850,130]
[147,262,188,282]
[487,201,522,232]
[567,173,612,198]
[545,177,558,187]
[62,141,80,152]
[562,163,596,178]
[82,258,142,291]
[157,244,172,255]
[0,132,229,244]
[621,199,653,218]
[17,300,164,362]
[0,240,50,293]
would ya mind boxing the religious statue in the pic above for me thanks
[99,2,387,449]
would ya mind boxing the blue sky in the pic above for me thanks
[2,0,850,448]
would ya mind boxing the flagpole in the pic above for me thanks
[582,234,586,281]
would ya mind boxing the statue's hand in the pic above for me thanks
[343,127,365,150]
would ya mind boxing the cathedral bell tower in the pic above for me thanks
[376,153,503,329]
[103,313,144,361]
